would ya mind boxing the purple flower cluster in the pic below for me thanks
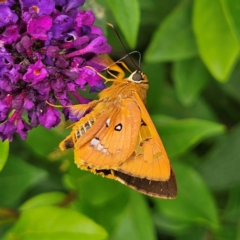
[0,0,111,141]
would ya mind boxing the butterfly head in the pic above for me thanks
[127,70,148,85]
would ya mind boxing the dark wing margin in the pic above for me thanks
[113,168,177,199]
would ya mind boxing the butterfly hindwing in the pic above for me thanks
[113,168,177,199]
[114,91,177,198]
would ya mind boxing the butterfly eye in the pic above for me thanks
[132,71,143,82]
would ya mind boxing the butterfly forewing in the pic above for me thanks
[74,98,141,170]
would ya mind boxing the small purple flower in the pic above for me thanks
[0,5,18,27]
[0,25,20,44]
[38,105,61,129]
[20,0,55,16]
[0,121,17,142]
[0,0,111,141]
[23,59,48,83]
[75,10,95,27]
[27,16,53,40]
[16,118,31,140]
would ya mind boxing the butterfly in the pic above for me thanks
[60,56,177,199]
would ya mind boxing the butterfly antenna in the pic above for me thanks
[115,51,141,69]
[107,23,141,71]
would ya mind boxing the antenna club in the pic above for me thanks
[106,22,114,28]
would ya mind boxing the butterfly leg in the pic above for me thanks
[86,66,121,83]
[87,57,134,83]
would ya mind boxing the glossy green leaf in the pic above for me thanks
[67,170,130,234]
[152,117,226,157]
[105,0,140,48]
[193,0,239,81]
[139,0,179,25]
[4,206,108,240]
[199,124,240,190]
[225,0,240,44]
[145,0,197,62]
[172,57,210,106]
[0,140,9,171]
[0,156,47,207]
[154,162,219,229]
[66,166,155,238]
[20,192,66,211]
[111,191,156,240]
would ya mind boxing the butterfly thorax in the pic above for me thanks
[98,70,149,104]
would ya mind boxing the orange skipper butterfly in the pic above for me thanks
[59,55,177,199]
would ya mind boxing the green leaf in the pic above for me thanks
[152,86,218,121]
[225,188,240,222]
[0,141,9,171]
[222,61,240,103]
[216,225,238,240]
[193,0,239,81]
[199,124,240,191]
[74,172,127,206]
[145,0,198,62]
[20,192,66,211]
[105,0,140,48]
[143,62,166,113]
[0,156,47,207]
[68,172,130,233]
[225,0,240,44]
[25,126,61,158]
[111,191,156,240]
[172,57,210,106]
[154,162,219,229]
[152,117,226,157]
[4,206,108,240]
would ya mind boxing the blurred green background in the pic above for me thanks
[1,0,240,239]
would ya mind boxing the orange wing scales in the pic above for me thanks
[74,98,141,169]
[59,58,177,199]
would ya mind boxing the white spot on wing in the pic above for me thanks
[91,138,100,146]
[106,118,111,127]
[97,143,103,151]
[102,148,108,153]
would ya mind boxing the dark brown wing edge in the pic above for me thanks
[113,168,177,199]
